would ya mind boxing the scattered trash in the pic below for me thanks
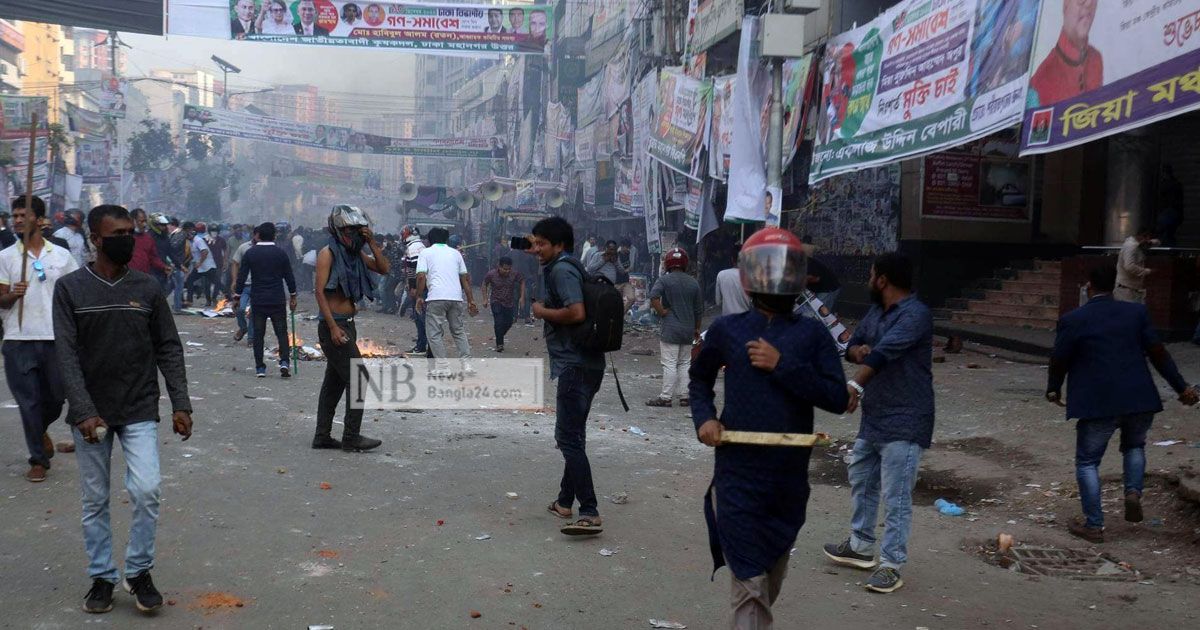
[185,341,204,347]
[1153,440,1183,447]
[319,482,332,490]
[469,610,482,619]
[308,626,335,630]
[475,534,492,541]
[1028,513,1057,525]
[629,426,647,437]
[182,453,194,459]
[1147,517,1165,527]
[997,533,1015,553]
[934,498,964,516]
[599,548,618,557]
[649,620,687,629]
[437,520,445,526]
[966,363,981,369]
[277,468,287,474]
[611,492,629,505]
[505,492,519,499]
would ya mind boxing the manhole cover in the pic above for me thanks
[1010,546,1139,582]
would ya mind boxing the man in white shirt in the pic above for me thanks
[415,228,477,368]
[53,210,87,268]
[183,222,216,307]
[715,266,751,316]
[1115,227,1155,304]
[0,195,78,482]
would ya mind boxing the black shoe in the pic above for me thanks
[280,364,291,379]
[312,435,342,449]
[341,435,382,452]
[823,539,878,570]
[1125,491,1143,523]
[122,571,163,612]
[496,344,504,353]
[83,579,115,614]
[864,566,904,593]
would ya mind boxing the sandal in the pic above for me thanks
[561,517,603,536]
[645,398,672,407]
[547,501,572,519]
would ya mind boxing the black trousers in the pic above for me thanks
[492,304,515,346]
[251,304,290,370]
[2,341,65,468]
[316,319,364,439]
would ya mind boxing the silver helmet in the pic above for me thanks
[328,205,371,231]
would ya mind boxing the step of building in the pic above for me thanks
[965,301,1059,321]
[1001,279,1060,294]
[952,311,1057,330]
[1014,269,1062,284]
[981,290,1059,306]
[1034,259,1061,272]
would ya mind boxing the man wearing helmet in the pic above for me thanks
[312,206,389,452]
[646,247,701,407]
[400,226,428,354]
[689,228,849,627]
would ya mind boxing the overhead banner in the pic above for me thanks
[811,0,1041,183]
[66,102,117,138]
[0,96,51,198]
[647,67,711,181]
[270,156,382,189]
[181,105,504,158]
[175,1,552,55]
[1020,1,1200,155]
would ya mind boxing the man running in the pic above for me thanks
[482,255,524,352]
[312,206,388,452]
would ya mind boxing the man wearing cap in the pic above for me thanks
[646,247,702,408]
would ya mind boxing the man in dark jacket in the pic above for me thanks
[1047,265,1197,543]
[690,228,848,628]
[234,222,297,378]
[53,204,192,614]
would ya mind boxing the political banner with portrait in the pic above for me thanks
[1020,0,1200,155]
[181,104,503,158]
[0,96,51,198]
[811,0,1041,183]
[76,140,119,185]
[270,156,382,189]
[630,71,657,213]
[647,67,711,181]
[199,0,554,55]
[99,76,128,119]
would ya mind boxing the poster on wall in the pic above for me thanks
[577,71,606,128]
[923,129,1030,221]
[99,76,128,119]
[811,0,1041,183]
[798,164,900,256]
[1020,0,1200,154]
[630,71,657,212]
[647,67,711,181]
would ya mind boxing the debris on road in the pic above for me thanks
[611,492,629,505]
[649,620,687,629]
[599,548,618,556]
[475,534,492,540]
[469,610,482,618]
[319,482,332,490]
[1153,440,1183,446]
[505,492,519,499]
[629,426,647,436]
[934,498,964,516]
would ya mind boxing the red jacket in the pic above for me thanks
[130,231,169,276]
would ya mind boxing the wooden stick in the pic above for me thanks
[17,112,39,330]
[718,431,833,448]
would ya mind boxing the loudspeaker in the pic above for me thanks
[482,181,504,201]
[543,188,565,209]
[399,183,418,201]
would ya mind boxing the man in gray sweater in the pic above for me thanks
[53,205,193,615]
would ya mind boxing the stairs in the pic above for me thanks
[946,260,1061,330]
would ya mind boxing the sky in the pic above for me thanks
[122,32,418,100]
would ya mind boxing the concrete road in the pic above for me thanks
[2,298,1198,629]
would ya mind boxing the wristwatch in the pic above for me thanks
[847,380,864,396]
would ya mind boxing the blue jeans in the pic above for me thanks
[236,291,254,341]
[847,439,923,569]
[72,421,160,582]
[1075,413,1153,528]
[554,366,605,517]
[171,269,185,311]
[411,300,428,352]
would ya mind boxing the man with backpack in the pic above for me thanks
[529,216,612,537]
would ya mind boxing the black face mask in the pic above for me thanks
[341,231,366,255]
[751,293,798,315]
[100,235,136,265]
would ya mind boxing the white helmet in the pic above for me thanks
[328,205,370,232]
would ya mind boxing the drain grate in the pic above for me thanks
[1010,546,1139,582]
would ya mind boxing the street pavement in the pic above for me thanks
[1,296,1198,629]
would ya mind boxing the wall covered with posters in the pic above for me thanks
[795,164,900,256]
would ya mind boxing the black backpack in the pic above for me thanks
[547,256,624,353]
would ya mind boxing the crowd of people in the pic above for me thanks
[0,195,1196,627]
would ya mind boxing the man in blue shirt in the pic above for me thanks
[529,217,607,537]
[823,253,933,594]
[690,228,848,628]
[1047,265,1197,543]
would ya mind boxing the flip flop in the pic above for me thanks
[561,518,603,536]
[547,502,572,519]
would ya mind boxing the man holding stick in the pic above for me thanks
[689,228,848,628]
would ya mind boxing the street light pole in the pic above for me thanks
[211,55,242,109]
[765,5,784,228]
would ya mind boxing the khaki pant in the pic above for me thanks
[1114,286,1146,304]
[731,552,790,630]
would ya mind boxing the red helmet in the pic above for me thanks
[738,228,807,295]
[663,247,689,271]
[195,221,207,234]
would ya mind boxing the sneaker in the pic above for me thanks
[645,397,672,407]
[1068,518,1104,544]
[122,571,163,612]
[341,435,382,452]
[312,435,342,450]
[255,367,266,378]
[822,539,878,570]
[1125,491,1143,523]
[280,364,291,379]
[25,464,47,483]
[83,579,115,613]
[496,344,504,353]
[864,566,904,593]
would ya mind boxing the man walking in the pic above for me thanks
[530,217,606,536]
[689,228,848,628]
[313,206,388,452]
[128,209,169,281]
[482,255,524,352]
[1115,227,1155,304]
[415,228,477,370]
[166,218,190,312]
[401,226,427,353]
[1047,265,1197,543]
[824,252,933,594]
[646,247,701,407]
[229,227,257,344]
[0,195,78,482]
[585,239,621,285]
[233,222,297,378]
[53,204,192,614]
